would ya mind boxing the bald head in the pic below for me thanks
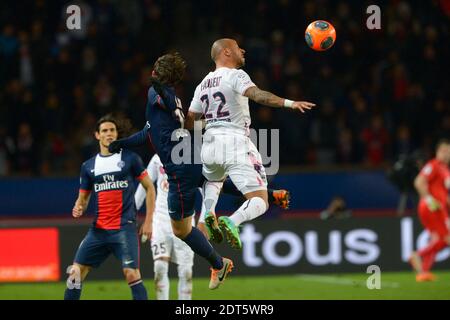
[211,38,235,61]
[210,38,246,68]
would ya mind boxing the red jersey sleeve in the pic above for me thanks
[419,160,437,183]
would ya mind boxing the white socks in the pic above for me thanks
[177,264,193,300]
[202,181,223,215]
[229,197,268,226]
[154,259,193,300]
[154,259,169,300]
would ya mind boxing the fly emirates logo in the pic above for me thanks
[94,174,128,192]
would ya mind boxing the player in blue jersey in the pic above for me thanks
[109,53,234,289]
[64,114,156,300]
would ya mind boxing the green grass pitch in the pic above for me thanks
[1,271,450,300]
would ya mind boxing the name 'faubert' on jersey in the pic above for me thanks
[189,67,256,136]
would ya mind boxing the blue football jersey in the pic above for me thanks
[79,149,147,230]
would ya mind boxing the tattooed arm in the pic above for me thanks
[243,86,316,113]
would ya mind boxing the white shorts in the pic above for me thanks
[150,218,194,266]
[201,131,267,194]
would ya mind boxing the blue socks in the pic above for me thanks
[183,227,223,269]
[129,279,148,300]
[64,285,82,300]
[64,281,147,300]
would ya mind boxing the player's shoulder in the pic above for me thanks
[81,155,97,169]
[119,149,143,166]
[426,158,439,168]
[150,153,162,165]
[121,148,140,159]
[227,68,250,78]
[421,159,437,175]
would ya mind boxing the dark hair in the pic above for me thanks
[436,138,450,150]
[152,52,187,86]
[96,113,133,139]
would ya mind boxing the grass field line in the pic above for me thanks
[296,274,400,288]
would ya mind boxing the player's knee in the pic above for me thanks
[177,265,192,281]
[253,196,269,212]
[154,259,169,280]
[123,268,140,283]
[66,264,82,289]
[172,224,190,239]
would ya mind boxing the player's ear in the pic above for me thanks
[94,131,100,141]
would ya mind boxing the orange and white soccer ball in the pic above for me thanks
[305,20,336,51]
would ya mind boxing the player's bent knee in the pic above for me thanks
[253,196,269,212]
[123,268,141,283]
[66,264,83,289]
[171,221,192,239]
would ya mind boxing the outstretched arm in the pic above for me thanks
[109,125,150,153]
[244,86,316,113]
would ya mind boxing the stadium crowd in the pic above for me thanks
[0,0,449,176]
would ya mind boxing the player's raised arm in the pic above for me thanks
[243,86,316,113]
[109,124,150,153]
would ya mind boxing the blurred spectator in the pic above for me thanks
[0,127,13,176]
[13,122,38,175]
[0,1,448,176]
[361,114,390,166]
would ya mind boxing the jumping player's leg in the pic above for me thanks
[218,189,268,250]
[198,177,290,241]
[167,165,233,289]
[202,179,225,243]
[218,145,269,249]
[222,178,291,209]
[171,216,222,269]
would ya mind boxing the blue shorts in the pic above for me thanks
[74,223,140,269]
[165,163,202,221]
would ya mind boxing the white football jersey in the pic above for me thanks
[135,154,170,224]
[189,67,256,136]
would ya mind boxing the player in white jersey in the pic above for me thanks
[135,154,195,300]
[186,38,315,249]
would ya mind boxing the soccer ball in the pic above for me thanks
[305,20,336,51]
